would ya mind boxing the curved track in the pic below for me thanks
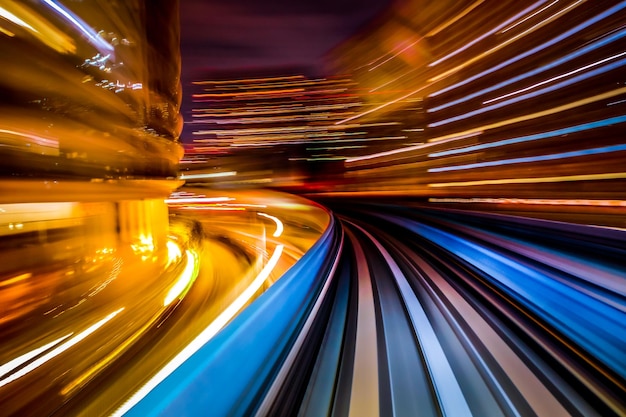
[123,201,626,417]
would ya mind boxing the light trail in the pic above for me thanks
[483,51,626,105]
[428,0,585,83]
[499,0,559,33]
[428,0,549,68]
[0,334,72,380]
[429,54,626,127]
[428,172,626,188]
[428,1,626,97]
[428,115,626,158]
[428,144,626,173]
[113,244,285,417]
[345,132,483,165]
[41,0,114,56]
[165,196,233,204]
[0,308,124,388]
[258,212,284,238]
[427,27,626,112]
[179,172,237,180]
[368,37,424,72]
[427,86,626,142]
[428,198,626,207]
[0,6,35,31]
[163,249,200,306]
[345,228,379,417]
[425,0,486,37]
[336,82,436,125]
[352,223,473,417]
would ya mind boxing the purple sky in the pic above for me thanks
[179,0,391,81]
[178,0,391,142]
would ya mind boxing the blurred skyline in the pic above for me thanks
[179,0,393,141]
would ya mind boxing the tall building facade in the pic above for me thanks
[0,0,183,268]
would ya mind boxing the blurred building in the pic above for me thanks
[181,69,423,189]
[326,0,626,200]
[0,0,183,271]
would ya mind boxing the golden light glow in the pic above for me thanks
[163,249,199,306]
[429,172,626,188]
[113,244,284,417]
[0,308,124,388]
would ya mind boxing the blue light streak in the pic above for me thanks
[429,115,626,158]
[428,0,549,68]
[428,56,626,128]
[42,0,114,56]
[428,1,626,99]
[428,27,626,113]
[429,144,626,173]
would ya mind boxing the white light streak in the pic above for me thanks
[484,51,626,104]
[0,6,36,31]
[336,83,435,125]
[165,197,233,204]
[164,250,199,306]
[0,308,123,388]
[368,38,424,72]
[112,245,284,417]
[425,0,486,37]
[179,171,237,180]
[428,0,583,83]
[258,212,284,238]
[42,0,114,56]
[428,0,549,68]
[0,334,72,380]
[500,0,559,33]
[345,131,482,164]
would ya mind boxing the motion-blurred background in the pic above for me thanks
[1,1,625,416]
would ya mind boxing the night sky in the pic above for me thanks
[179,0,392,81]
[178,0,392,141]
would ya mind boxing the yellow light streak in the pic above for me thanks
[499,0,559,34]
[429,86,626,142]
[0,3,76,54]
[180,172,237,180]
[193,88,305,98]
[0,334,72,380]
[0,308,123,388]
[112,245,284,417]
[428,172,626,187]
[166,240,182,268]
[484,51,626,104]
[426,0,486,37]
[0,26,15,36]
[164,249,199,306]
[0,272,32,288]
[192,75,305,85]
[258,212,284,238]
[191,103,360,118]
[346,131,481,164]
[428,0,585,83]
[0,6,35,31]
[370,67,417,92]
[428,198,626,206]
[165,197,233,204]
[368,37,424,71]
[62,313,158,396]
[336,82,436,124]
